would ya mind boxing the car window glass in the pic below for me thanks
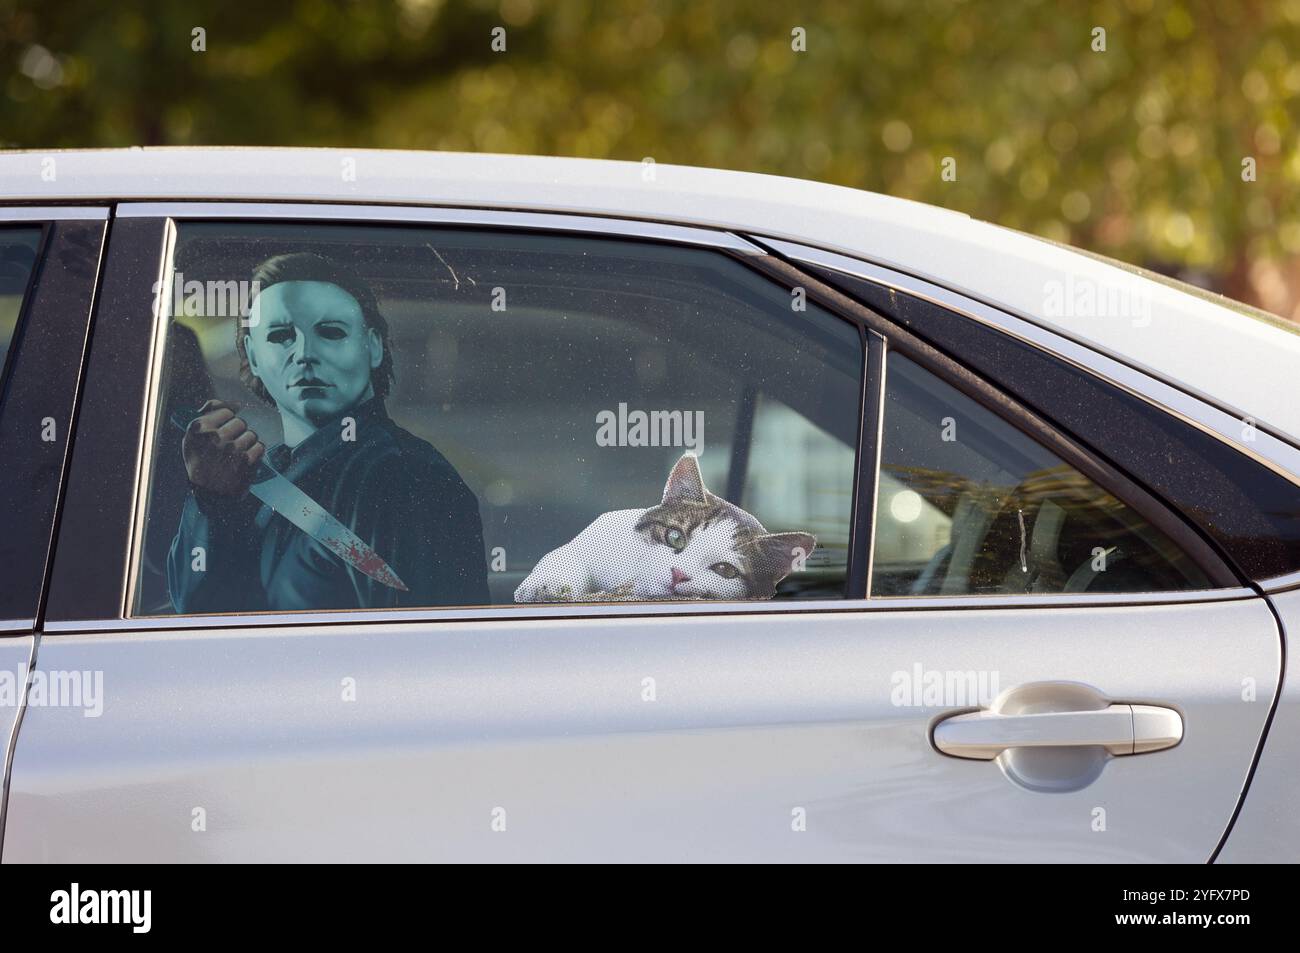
[871,352,1210,596]
[0,227,42,388]
[131,223,862,616]
[740,395,857,597]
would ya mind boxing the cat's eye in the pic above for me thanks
[711,562,740,579]
[664,527,686,551]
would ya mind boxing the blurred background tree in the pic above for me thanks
[3,0,1298,318]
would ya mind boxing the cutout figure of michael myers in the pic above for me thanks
[168,252,490,613]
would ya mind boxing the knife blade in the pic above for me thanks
[169,406,409,592]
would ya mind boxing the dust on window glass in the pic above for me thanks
[871,352,1209,596]
[132,223,863,616]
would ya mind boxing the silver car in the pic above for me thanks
[0,148,1297,862]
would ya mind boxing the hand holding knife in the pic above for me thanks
[170,400,409,592]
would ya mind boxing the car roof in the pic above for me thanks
[4,146,1298,445]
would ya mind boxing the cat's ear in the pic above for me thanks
[662,452,709,504]
[756,533,817,579]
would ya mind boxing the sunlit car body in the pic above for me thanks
[0,148,1297,862]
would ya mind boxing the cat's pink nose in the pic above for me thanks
[671,568,691,586]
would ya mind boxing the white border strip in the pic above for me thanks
[43,587,1256,634]
[114,202,767,254]
[0,206,109,221]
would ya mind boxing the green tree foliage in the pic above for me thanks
[3,0,1298,297]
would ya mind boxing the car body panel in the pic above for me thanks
[1217,583,1300,862]
[4,598,1279,862]
[0,636,34,821]
[0,163,1293,863]
[3,148,1298,445]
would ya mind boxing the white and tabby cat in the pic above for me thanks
[514,452,816,603]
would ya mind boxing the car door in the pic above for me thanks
[0,209,105,843]
[3,203,1281,862]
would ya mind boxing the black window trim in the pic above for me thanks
[0,209,108,634]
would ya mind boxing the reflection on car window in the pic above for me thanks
[871,353,1209,596]
[0,227,42,388]
[132,224,862,616]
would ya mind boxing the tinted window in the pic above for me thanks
[872,353,1209,595]
[0,227,42,387]
[132,224,862,615]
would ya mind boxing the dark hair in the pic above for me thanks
[236,252,396,404]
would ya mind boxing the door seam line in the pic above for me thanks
[1208,584,1288,862]
[0,630,40,860]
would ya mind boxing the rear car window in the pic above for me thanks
[130,223,863,616]
[871,352,1211,596]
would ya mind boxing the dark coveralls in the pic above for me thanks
[167,398,490,613]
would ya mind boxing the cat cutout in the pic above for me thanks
[515,453,816,603]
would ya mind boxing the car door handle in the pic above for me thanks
[933,704,1182,760]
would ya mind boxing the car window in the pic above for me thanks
[130,223,862,616]
[0,226,42,388]
[871,352,1210,596]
